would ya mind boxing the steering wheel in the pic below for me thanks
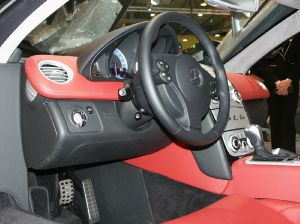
[139,12,230,146]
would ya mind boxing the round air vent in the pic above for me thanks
[38,60,73,84]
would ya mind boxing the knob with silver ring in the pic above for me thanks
[72,110,87,128]
[228,135,241,152]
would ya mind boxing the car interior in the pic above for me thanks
[0,0,300,224]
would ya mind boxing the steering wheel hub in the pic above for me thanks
[189,67,204,87]
[174,55,210,104]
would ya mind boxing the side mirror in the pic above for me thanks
[205,0,259,13]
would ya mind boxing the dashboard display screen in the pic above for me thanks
[110,48,128,80]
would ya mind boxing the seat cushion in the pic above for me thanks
[164,195,292,224]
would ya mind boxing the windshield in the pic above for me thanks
[23,0,124,54]
[22,0,234,55]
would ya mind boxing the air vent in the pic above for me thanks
[38,60,73,84]
[25,80,37,102]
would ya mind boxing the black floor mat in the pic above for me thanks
[0,192,83,224]
[142,171,224,223]
[54,208,82,224]
[0,192,56,224]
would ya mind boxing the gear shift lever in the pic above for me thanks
[244,125,264,148]
[244,125,298,161]
[244,125,272,160]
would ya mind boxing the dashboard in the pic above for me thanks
[22,23,179,169]
[21,22,268,175]
[91,32,139,81]
[78,23,179,82]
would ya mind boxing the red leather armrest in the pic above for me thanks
[224,157,300,203]
[259,199,300,224]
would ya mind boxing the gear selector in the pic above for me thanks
[244,125,299,161]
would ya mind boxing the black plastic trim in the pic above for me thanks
[0,63,29,210]
[22,98,171,169]
[191,111,232,180]
[0,0,46,45]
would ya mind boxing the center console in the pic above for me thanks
[191,77,254,180]
[210,83,253,157]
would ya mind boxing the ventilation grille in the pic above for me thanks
[25,80,37,102]
[38,60,73,84]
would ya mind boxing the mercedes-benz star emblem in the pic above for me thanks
[189,68,203,87]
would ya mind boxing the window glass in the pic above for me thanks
[21,0,263,56]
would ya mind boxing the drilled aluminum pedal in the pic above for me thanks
[59,179,74,206]
[82,179,100,224]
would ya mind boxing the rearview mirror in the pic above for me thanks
[205,0,259,12]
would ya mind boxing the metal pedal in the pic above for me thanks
[82,178,100,224]
[59,179,74,206]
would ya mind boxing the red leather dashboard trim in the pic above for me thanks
[227,73,269,101]
[25,55,124,100]
[125,143,229,194]
[224,157,300,203]
[25,57,265,102]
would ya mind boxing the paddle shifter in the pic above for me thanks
[244,125,298,161]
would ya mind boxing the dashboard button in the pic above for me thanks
[231,89,242,103]
[72,110,87,128]
[118,86,133,101]
[156,60,169,71]
[228,135,241,152]
[154,71,172,84]
[86,106,93,114]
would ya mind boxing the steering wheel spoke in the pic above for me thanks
[151,54,176,85]
[153,70,172,85]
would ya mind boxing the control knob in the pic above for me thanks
[231,89,242,103]
[228,135,241,152]
[72,110,87,127]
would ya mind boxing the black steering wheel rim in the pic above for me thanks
[139,12,230,146]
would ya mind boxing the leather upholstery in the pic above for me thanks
[127,149,300,203]
[260,199,300,224]
[164,195,292,224]
[126,143,228,193]
[224,157,300,202]
[25,55,124,100]
[227,73,269,100]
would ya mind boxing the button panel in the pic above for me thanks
[222,130,254,157]
[59,102,101,133]
[156,60,169,71]
[210,85,243,109]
